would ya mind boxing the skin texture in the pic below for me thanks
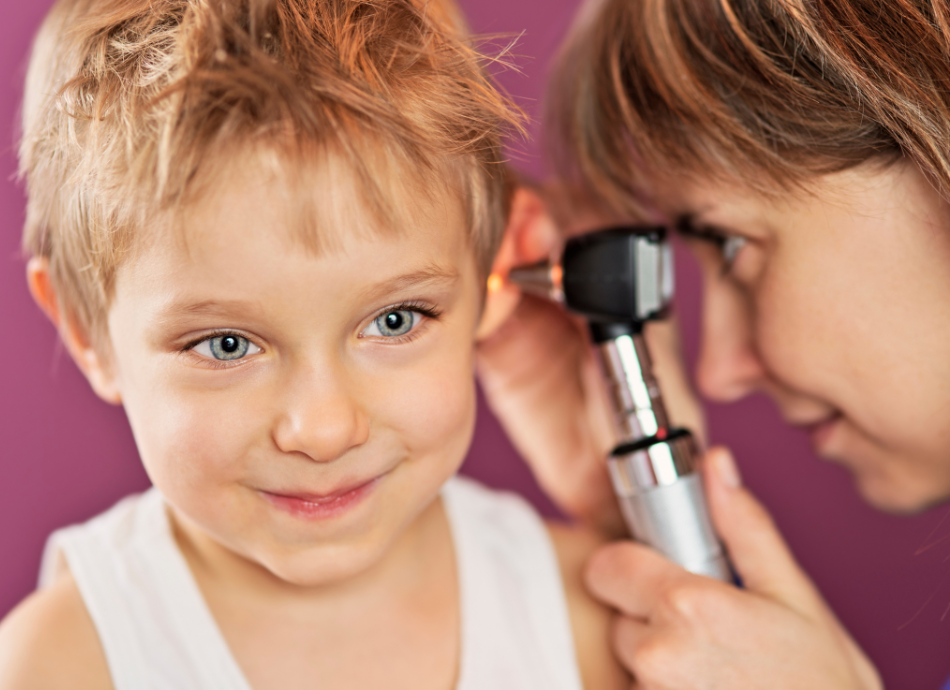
[0,162,626,690]
[478,163,950,688]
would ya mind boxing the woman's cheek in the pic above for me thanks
[751,253,843,387]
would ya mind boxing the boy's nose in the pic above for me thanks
[695,280,766,402]
[272,362,370,463]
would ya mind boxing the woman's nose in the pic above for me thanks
[272,361,370,462]
[695,280,767,402]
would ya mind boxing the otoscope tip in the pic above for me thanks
[507,259,564,302]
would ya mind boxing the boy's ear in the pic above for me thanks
[26,257,122,405]
[476,187,559,341]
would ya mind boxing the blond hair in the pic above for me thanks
[549,0,950,216]
[20,0,522,342]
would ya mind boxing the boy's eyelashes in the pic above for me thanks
[359,301,443,344]
[193,334,261,361]
[180,330,263,368]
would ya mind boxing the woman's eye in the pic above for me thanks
[677,222,748,275]
[363,309,419,338]
[721,235,747,269]
[192,334,261,361]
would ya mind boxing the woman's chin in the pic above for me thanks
[852,469,943,515]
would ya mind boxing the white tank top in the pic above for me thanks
[38,476,585,690]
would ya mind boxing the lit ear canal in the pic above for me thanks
[476,272,520,341]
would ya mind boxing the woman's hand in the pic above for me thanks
[476,186,706,535]
[586,447,883,690]
[478,289,625,532]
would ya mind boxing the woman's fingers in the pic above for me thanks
[703,447,824,611]
[703,449,882,688]
[585,541,690,619]
[611,616,650,680]
[584,447,882,690]
[477,294,623,529]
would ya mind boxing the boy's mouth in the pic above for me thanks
[259,476,381,520]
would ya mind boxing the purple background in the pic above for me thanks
[3,1,950,687]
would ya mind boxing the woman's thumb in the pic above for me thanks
[704,447,823,612]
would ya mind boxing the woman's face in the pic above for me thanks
[654,162,950,513]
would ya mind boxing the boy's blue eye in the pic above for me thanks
[372,309,416,337]
[193,334,260,361]
[359,304,438,341]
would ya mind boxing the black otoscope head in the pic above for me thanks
[561,227,673,342]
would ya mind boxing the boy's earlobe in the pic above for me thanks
[476,187,559,341]
[26,257,123,405]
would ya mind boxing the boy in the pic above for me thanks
[0,0,625,688]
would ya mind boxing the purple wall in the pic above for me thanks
[2,1,950,688]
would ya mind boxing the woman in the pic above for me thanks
[479,0,950,687]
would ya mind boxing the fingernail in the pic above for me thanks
[714,448,742,489]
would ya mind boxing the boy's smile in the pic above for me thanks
[100,153,485,586]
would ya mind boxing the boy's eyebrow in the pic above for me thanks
[155,299,268,325]
[358,265,460,302]
[154,266,459,324]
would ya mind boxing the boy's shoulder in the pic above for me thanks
[546,522,629,690]
[0,571,112,690]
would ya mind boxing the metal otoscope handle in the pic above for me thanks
[509,227,733,581]
[599,331,732,581]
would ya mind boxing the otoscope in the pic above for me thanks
[508,227,733,581]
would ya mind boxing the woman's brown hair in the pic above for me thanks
[549,0,950,215]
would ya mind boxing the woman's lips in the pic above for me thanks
[806,413,843,452]
[259,477,379,520]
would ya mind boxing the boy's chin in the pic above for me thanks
[255,540,396,588]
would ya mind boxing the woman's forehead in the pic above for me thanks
[651,161,950,247]
[649,162,902,219]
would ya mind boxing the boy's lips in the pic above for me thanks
[259,476,381,520]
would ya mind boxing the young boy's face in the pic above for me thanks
[100,153,484,585]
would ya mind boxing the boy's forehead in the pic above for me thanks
[168,142,472,260]
[113,179,471,328]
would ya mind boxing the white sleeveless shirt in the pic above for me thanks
[38,476,585,690]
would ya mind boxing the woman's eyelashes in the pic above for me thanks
[676,220,747,275]
[187,333,262,364]
[721,235,747,268]
[360,303,441,342]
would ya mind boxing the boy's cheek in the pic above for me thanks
[122,375,263,495]
[398,374,477,469]
[371,342,478,449]
[124,351,476,475]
